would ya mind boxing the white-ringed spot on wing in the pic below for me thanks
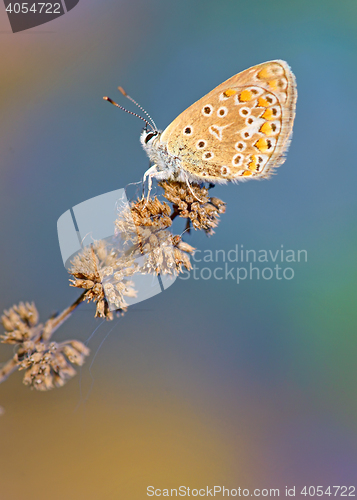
[248,86,264,96]
[202,104,213,116]
[217,106,228,118]
[183,125,193,135]
[239,107,251,117]
[240,128,254,140]
[235,141,246,152]
[232,154,243,167]
[220,166,230,176]
[196,140,207,149]
[203,151,214,161]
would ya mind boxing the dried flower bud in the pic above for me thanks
[19,338,90,391]
[1,302,40,344]
[115,197,172,246]
[172,236,195,272]
[69,241,137,320]
[209,197,226,213]
[159,181,225,234]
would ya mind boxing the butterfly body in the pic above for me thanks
[141,60,297,187]
[140,131,188,182]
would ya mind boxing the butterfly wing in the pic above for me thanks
[159,60,297,183]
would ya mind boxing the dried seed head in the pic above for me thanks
[172,235,195,273]
[1,302,40,344]
[159,181,226,235]
[139,232,195,275]
[209,197,226,214]
[69,241,137,319]
[116,196,180,275]
[115,196,172,250]
[19,339,90,391]
[160,180,209,207]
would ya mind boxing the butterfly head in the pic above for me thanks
[140,128,160,154]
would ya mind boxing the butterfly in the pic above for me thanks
[105,60,297,191]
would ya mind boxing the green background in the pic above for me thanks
[0,0,356,498]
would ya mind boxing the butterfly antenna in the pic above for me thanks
[118,86,158,131]
[103,96,155,132]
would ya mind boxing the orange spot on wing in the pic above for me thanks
[254,138,269,153]
[239,90,254,102]
[257,97,270,107]
[261,108,274,120]
[257,67,270,79]
[268,80,279,90]
[243,170,253,176]
[260,122,275,136]
[248,156,259,171]
[224,89,236,97]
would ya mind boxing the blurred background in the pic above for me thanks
[1,0,357,498]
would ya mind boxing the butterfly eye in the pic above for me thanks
[144,132,157,144]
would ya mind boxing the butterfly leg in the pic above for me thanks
[183,172,203,203]
[143,163,159,201]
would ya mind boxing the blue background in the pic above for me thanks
[0,1,356,498]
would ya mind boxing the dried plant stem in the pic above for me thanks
[41,291,86,341]
[170,208,180,221]
[0,358,18,384]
